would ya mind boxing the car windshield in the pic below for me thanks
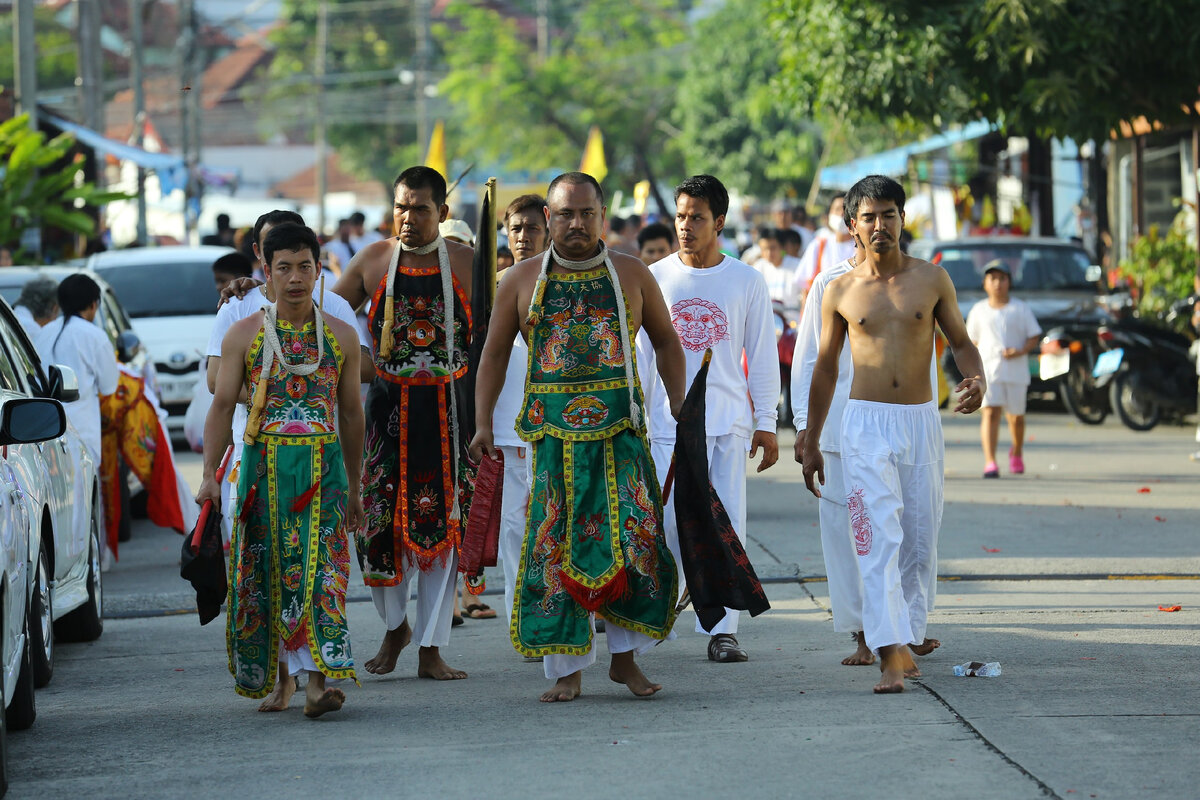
[94,261,219,317]
[934,246,1093,292]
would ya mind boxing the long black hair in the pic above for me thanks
[54,273,101,354]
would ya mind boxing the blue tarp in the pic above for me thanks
[44,114,187,194]
[819,120,997,190]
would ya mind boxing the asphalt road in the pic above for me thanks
[7,409,1199,799]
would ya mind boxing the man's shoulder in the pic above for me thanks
[226,311,265,342]
[610,249,652,281]
[813,259,855,289]
[501,256,542,288]
[446,238,474,265]
[322,314,358,347]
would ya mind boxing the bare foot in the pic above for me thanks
[841,631,876,666]
[608,652,661,698]
[899,646,921,679]
[417,646,468,680]
[303,674,346,718]
[258,675,297,712]
[909,637,941,656]
[540,671,582,702]
[873,645,906,694]
[364,620,412,675]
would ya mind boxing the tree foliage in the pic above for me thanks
[0,6,78,92]
[0,115,130,253]
[674,0,821,198]
[769,0,1200,141]
[435,0,688,205]
[1119,211,1199,332]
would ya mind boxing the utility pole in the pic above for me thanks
[536,0,549,64]
[315,1,328,235]
[77,0,105,178]
[179,0,196,242]
[13,0,38,126]
[414,0,430,154]
[130,0,148,245]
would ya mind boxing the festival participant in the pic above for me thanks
[206,211,369,540]
[793,194,855,307]
[488,194,548,627]
[801,175,985,694]
[752,228,802,307]
[641,175,779,662]
[13,276,59,338]
[469,172,686,703]
[637,222,674,266]
[197,223,363,716]
[331,166,475,681]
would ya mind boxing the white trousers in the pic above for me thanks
[840,400,943,653]
[651,434,749,636]
[543,619,661,680]
[817,451,864,633]
[497,445,532,626]
[281,640,319,676]
[370,551,459,648]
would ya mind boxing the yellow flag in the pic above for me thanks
[579,126,607,184]
[633,180,651,214]
[425,120,447,179]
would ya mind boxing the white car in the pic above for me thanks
[87,246,232,436]
[0,300,104,692]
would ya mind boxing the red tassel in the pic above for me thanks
[560,567,629,613]
[238,485,258,524]
[290,480,321,513]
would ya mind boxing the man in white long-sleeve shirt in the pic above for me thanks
[643,174,780,663]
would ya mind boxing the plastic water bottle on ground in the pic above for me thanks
[953,661,1001,677]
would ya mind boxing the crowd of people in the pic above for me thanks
[184,166,993,719]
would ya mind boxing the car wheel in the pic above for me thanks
[0,647,8,796]
[55,504,103,643]
[6,618,36,731]
[28,539,53,688]
[1109,371,1160,432]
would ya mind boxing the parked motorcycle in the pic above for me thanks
[1092,316,1197,431]
[1040,323,1110,424]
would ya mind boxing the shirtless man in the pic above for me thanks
[470,173,686,702]
[332,166,474,681]
[801,175,985,694]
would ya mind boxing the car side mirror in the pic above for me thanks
[1085,265,1103,284]
[47,364,80,403]
[0,398,66,445]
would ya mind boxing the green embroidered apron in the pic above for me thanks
[511,267,678,656]
[228,318,355,699]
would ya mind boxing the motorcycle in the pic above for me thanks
[1092,314,1197,432]
[1040,323,1110,424]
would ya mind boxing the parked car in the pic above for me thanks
[1,395,71,744]
[907,236,1107,397]
[86,246,231,435]
[0,299,104,682]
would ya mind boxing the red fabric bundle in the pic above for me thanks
[459,450,503,575]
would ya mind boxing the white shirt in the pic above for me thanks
[34,315,119,461]
[325,240,355,273]
[966,298,1041,386]
[792,258,940,453]
[13,305,41,340]
[753,254,802,307]
[205,285,366,451]
[643,253,779,442]
[794,229,855,297]
[351,230,384,252]
[492,336,529,448]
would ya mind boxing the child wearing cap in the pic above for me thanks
[966,260,1042,478]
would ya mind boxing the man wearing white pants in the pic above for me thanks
[642,175,779,662]
[802,175,985,694]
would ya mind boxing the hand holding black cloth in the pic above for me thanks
[180,499,227,625]
[672,349,770,631]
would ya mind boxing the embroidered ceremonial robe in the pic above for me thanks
[511,266,678,656]
[358,262,472,580]
[227,317,355,698]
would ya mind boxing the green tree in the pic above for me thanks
[0,114,129,255]
[769,0,1200,142]
[0,6,78,92]
[675,0,821,198]
[436,0,689,211]
[259,0,426,197]
[1119,211,1199,332]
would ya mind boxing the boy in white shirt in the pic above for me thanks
[642,174,779,663]
[965,260,1042,478]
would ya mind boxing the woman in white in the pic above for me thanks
[34,274,119,463]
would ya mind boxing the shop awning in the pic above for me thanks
[45,114,187,194]
[819,120,997,190]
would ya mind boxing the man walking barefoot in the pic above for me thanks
[802,176,986,694]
